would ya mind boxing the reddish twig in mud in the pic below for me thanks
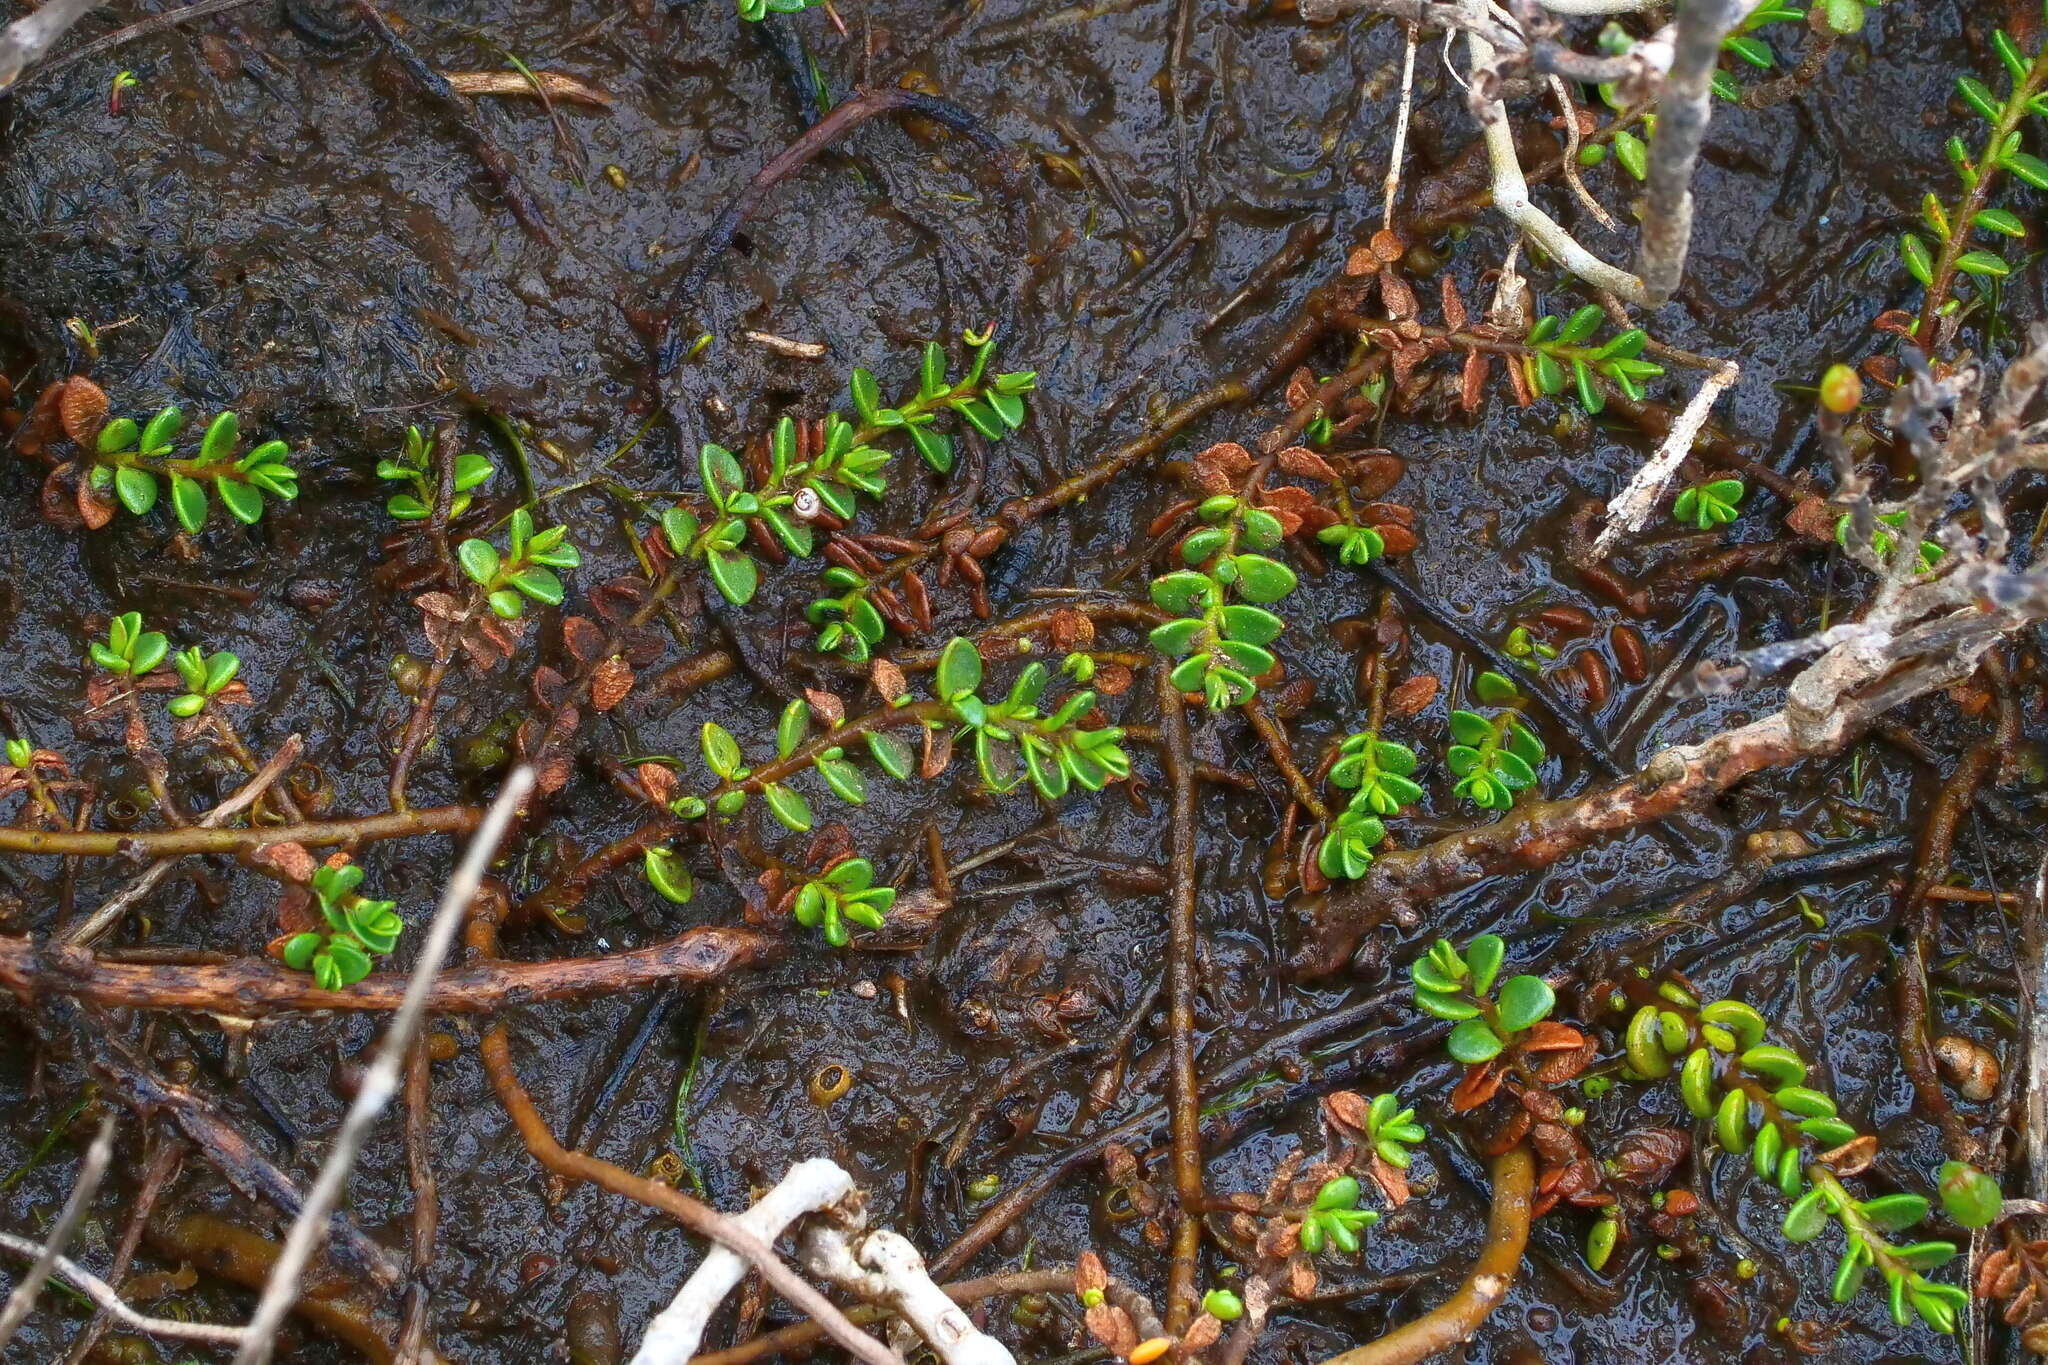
[1318,1147,1533,1365]
[654,85,1017,382]
[478,1031,901,1365]
[347,0,556,248]
[395,1040,439,1365]
[144,1212,418,1361]
[1156,669,1205,1333]
[0,802,479,857]
[1241,695,1327,821]
[1,924,777,1017]
[1893,657,2018,1165]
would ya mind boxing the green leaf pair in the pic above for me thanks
[457,508,581,619]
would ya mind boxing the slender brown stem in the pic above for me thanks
[1,924,776,1016]
[1241,696,1327,821]
[1156,668,1204,1332]
[395,1040,439,1365]
[0,803,478,857]
[1317,1146,1533,1365]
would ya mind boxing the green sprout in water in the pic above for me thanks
[1148,493,1298,710]
[1621,986,1973,1333]
[1408,934,1556,1064]
[282,863,403,991]
[167,646,240,717]
[1358,1092,1428,1170]
[88,612,168,677]
[458,508,581,619]
[1523,306,1664,414]
[1297,1175,1379,1256]
[792,857,896,947]
[379,425,495,520]
[90,408,297,531]
[1672,478,1745,530]
[1445,671,1546,811]
[1317,732,1421,881]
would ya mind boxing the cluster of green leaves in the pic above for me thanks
[1408,934,1557,1065]
[167,646,240,717]
[1296,1176,1379,1256]
[808,567,888,663]
[281,864,403,992]
[88,611,168,677]
[1899,25,2048,300]
[668,420,890,609]
[1711,3,1880,101]
[1357,1093,1427,1171]
[933,638,1132,797]
[1446,672,1545,811]
[378,425,495,521]
[91,408,297,530]
[1303,372,1389,447]
[1835,510,1944,572]
[1672,477,1746,530]
[1149,494,1299,709]
[1318,733,1421,880]
[1625,991,1969,1333]
[851,333,1037,474]
[1522,307,1663,414]
[457,509,581,619]
[651,637,1130,851]
[737,0,820,20]
[791,857,896,947]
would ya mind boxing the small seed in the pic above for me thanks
[1536,604,1596,634]
[1576,650,1612,706]
[1933,1034,1999,1101]
[1129,1338,1172,1365]
[1610,624,1649,683]
[603,164,628,190]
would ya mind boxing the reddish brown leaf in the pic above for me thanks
[1461,350,1489,413]
[1451,1063,1504,1112]
[1276,445,1338,482]
[803,689,844,728]
[590,655,634,712]
[1370,228,1406,263]
[58,377,109,446]
[562,615,606,664]
[1441,274,1468,333]
[1388,674,1438,715]
[1344,245,1380,276]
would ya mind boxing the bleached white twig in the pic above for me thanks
[1383,22,1419,232]
[1591,359,1739,559]
[232,766,535,1365]
[0,0,104,90]
[0,1228,251,1348]
[1463,0,1648,304]
[0,1113,116,1349]
[804,1225,1016,1365]
[1548,75,1616,231]
[630,1158,857,1365]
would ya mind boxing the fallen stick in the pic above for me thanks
[1,924,777,1017]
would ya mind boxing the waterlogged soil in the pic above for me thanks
[0,0,2041,1361]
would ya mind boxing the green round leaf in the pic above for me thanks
[1445,1018,1505,1064]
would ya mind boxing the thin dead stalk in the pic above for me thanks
[232,767,534,1365]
